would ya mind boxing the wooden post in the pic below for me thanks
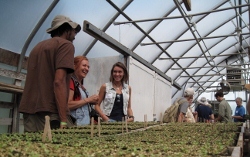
[160,113,163,124]
[12,93,22,133]
[125,116,128,133]
[144,114,147,128]
[12,79,22,133]
[98,117,101,137]
[91,117,94,138]
[122,116,124,134]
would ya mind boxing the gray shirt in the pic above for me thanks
[178,97,189,115]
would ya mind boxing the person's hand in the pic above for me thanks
[127,117,134,122]
[87,94,99,104]
[60,122,67,129]
[102,116,109,122]
[60,125,67,129]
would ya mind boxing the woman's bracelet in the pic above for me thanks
[128,116,134,119]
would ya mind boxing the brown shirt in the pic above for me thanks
[19,37,74,114]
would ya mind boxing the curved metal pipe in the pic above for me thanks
[83,0,133,56]
[173,0,215,67]
[17,0,59,72]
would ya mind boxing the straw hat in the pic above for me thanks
[197,97,208,105]
[206,103,212,108]
[46,15,81,34]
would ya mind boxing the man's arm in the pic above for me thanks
[178,112,185,122]
[177,101,189,122]
[210,114,214,120]
[232,115,244,120]
[54,68,68,128]
[194,112,198,122]
[216,115,222,122]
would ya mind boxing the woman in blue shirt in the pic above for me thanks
[68,56,99,126]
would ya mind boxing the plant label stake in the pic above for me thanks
[91,117,94,138]
[160,113,163,124]
[122,116,124,134]
[125,116,128,133]
[42,115,52,142]
[144,114,147,128]
[98,117,101,137]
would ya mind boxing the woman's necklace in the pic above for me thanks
[113,82,122,90]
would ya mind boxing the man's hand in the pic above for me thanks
[60,122,67,129]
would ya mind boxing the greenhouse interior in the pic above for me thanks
[1,0,250,156]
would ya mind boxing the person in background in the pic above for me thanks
[67,56,99,126]
[207,103,212,108]
[232,97,246,122]
[19,15,81,132]
[185,98,196,123]
[95,62,134,122]
[214,91,232,122]
[195,97,214,123]
[177,88,195,122]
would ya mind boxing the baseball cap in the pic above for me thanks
[184,88,195,96]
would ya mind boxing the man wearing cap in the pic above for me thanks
[195,97,214,123]
[19,15,81,132]
[177,88,195,122]
[214,92,232,122]
[232,97,246,122]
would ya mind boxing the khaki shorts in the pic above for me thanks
[23,112,60,132]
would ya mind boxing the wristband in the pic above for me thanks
[60,122,67,126]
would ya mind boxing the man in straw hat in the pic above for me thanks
[19,15,81,132]
[195,97,214,123]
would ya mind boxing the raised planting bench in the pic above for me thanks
[0,122,245,156]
